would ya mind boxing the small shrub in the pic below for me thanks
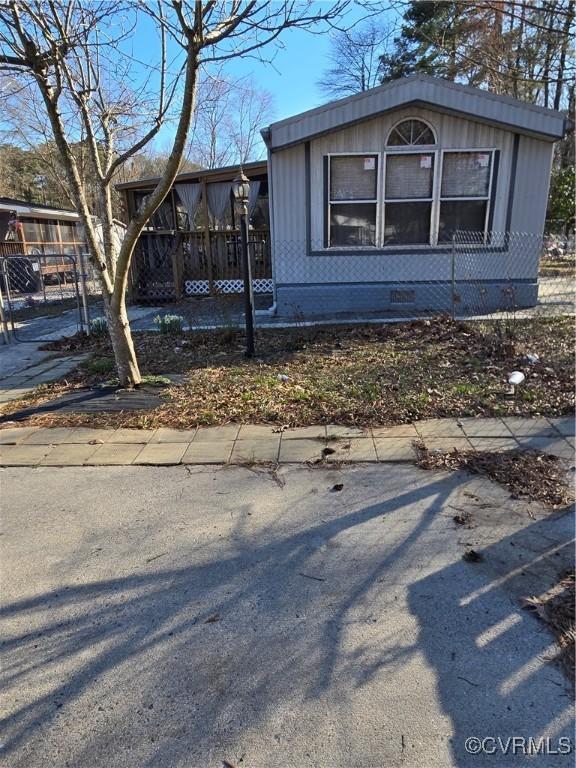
[85,356,115,374]
[154,314,185,334]
[90,316,108,336]
[140,374,172,386]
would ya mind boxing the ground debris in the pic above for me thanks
[524,571,575,685]
[451,509,473,527]
[331,483,344,492]
[416,442,573,508]
[298,572,326,582]
[3,316,573,431]
[463,549,484,563]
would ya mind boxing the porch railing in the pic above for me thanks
[129,229,272,301]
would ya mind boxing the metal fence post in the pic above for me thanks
[78,250,91,334]
[0,279,10,345]
[240,212,255,357]
[451,235,456,320]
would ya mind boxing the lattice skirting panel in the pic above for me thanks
[184,279,273,296]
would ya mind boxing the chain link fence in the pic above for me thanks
[267,231,574,325]
[0,253,98,341]
[1,230,573,341]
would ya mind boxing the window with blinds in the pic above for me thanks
[328,155,378,247]
[384,153,434,245]
[439,151,493,242]
[322,139,497,249]
[330,156,377,200]
[441,152,491,197]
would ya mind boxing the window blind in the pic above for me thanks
[385,154,434,199]
[441,152,491,197]
[330,156,377,200]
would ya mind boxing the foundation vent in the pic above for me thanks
[390,289,415,304]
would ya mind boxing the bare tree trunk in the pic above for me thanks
[514,1,526,97]
[102,290,140,386]
[554,2,574,110]
[541,3,553,108]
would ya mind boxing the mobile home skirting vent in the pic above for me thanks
[390,289,415,304]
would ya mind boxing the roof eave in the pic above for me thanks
[116,159,268,191]
[267,75,567,150]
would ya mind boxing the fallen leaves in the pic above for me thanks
[463,549,484,563]
[416,443,573,508]
[2,317,573,431]
[524,571,575,685]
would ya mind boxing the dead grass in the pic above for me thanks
[524,571,575,685]
[539,254,576,278]
[1,316,574,430]
[415,443,573,508]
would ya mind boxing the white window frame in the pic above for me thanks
[382,150,438,248]
[386,117,437,148]
[321,144,497,251]
[326,152,381,249]
[438,148,496,244]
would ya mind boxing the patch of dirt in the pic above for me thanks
[415,444,573,508]
[539,255,576,278]
[524,571,575,685]
[1,316,574,430]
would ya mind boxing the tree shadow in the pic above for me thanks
[408,509,574,766]
[1,465,573,766]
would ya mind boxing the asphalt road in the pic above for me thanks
[1,463,573,767]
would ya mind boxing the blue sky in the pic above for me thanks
[134,3,401,152]
[221,25,342,122]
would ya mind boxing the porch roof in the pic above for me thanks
[116,160,267,192]
[0,197,80,221]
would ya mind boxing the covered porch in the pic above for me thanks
[118,161,271,303]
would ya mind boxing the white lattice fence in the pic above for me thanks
[184,279,273,296]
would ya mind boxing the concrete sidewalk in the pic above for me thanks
[0,340,86,404]
[0,416,573,466]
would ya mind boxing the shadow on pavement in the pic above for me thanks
[0,466,573,767]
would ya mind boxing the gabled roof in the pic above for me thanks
[262,74,569,151]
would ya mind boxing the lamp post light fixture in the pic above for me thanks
[232,170,255,357]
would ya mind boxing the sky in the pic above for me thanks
[130,2,401,154]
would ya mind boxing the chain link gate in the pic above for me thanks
[0,253,88,342]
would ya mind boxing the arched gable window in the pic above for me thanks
[387,119,436,147]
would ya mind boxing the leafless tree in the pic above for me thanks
[229,76,274,163]
[188,72,274,167]
[317,17,395,98]
[0,0,348,386]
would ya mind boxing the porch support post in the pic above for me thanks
[201,178,214,293]
[171,233,184,299]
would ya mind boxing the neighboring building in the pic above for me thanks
[0,197,86,286]
[0,197,86,254]
[116,161,270,301]
[262,74,569,317]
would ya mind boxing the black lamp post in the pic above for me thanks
[232,170,255,357]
